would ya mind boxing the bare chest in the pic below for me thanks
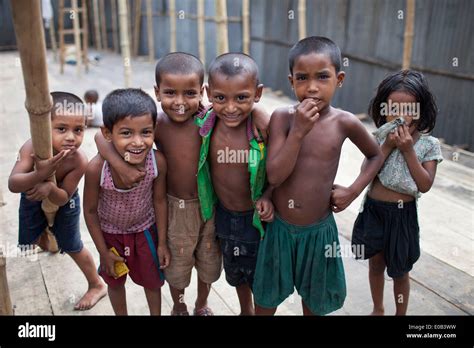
[159,123,201,167]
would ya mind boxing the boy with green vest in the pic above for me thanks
[196,53,274,315]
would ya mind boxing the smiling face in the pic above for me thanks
[102,114,155,165]
[51,113,86,155]
[206,72,263,128]
[289,52,345,113]
[385,90,418,126]
[154,73,203,123]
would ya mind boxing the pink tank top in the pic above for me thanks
[98,150,158,234]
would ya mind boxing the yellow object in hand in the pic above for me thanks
[110,247,129,279]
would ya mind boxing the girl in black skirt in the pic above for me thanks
[352,70,443,315]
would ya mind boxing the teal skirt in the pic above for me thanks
[253,212,346,315]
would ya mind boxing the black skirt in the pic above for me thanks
[351,196,420,278]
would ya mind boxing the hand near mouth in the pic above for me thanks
[292,98,320,138]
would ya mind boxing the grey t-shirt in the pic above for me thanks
[376,134,443,197]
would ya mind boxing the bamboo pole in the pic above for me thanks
[146,0,154,62]
[92,0,102,50]
[298,0,306,40]
[71,0,82,75]
[132,0,142,57]
[82,0,89,72]
[0,252,13,315]
[215,0,229,55]
[402,0,415,70]
[99,0,107,49]
[127,0,133,56]
[169,0,177,52]
[118,0,132,87]
[111,0,119,52]
[59,0,65,73]
[197,0,205,64]
[242,0,249,54]
[11,0,59,248]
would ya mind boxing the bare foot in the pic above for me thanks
[74,283,107,311]
[370,309,385,315]
[239,309,255,316]
[171,303,188,315]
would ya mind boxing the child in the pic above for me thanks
[8,91,107,310]
[351,70,443,315]
[94,52,270,316]
[83,88,170,315]
[197,53,274,315]
[253,36,384,315]
[84,89,103,127]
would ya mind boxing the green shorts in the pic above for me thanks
[253,212,346,315]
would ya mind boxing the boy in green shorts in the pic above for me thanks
[253,37,384,315]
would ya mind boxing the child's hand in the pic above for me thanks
[32,150,70,179]
[384,131,397,149]
[330,184,358,213]
[394,124,415,153]
[251,108,270,142]
[100,250,124,278]
[118,165,146,188]
[157,244,171,269]
[256,197,274,222]
[292,99,319,138]
[25,181,54,201]
[252,123,268,143]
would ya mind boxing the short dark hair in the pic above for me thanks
[155,52,204,86]
[84,89,99,103]
[102,88,157,131]
[368,70,438,133]
[208,52,260,85]
[288,36,342,74]
[50,91,84,117]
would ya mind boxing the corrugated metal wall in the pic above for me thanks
[133,0,243,69]
[1,0,472,149]
[249,0,474,150]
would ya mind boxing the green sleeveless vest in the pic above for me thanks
[195,108,267,237]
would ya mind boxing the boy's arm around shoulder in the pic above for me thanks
[94,130,145,187]
[331,112,384,212]
[153,150,170,269]
[251,105,271,142]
